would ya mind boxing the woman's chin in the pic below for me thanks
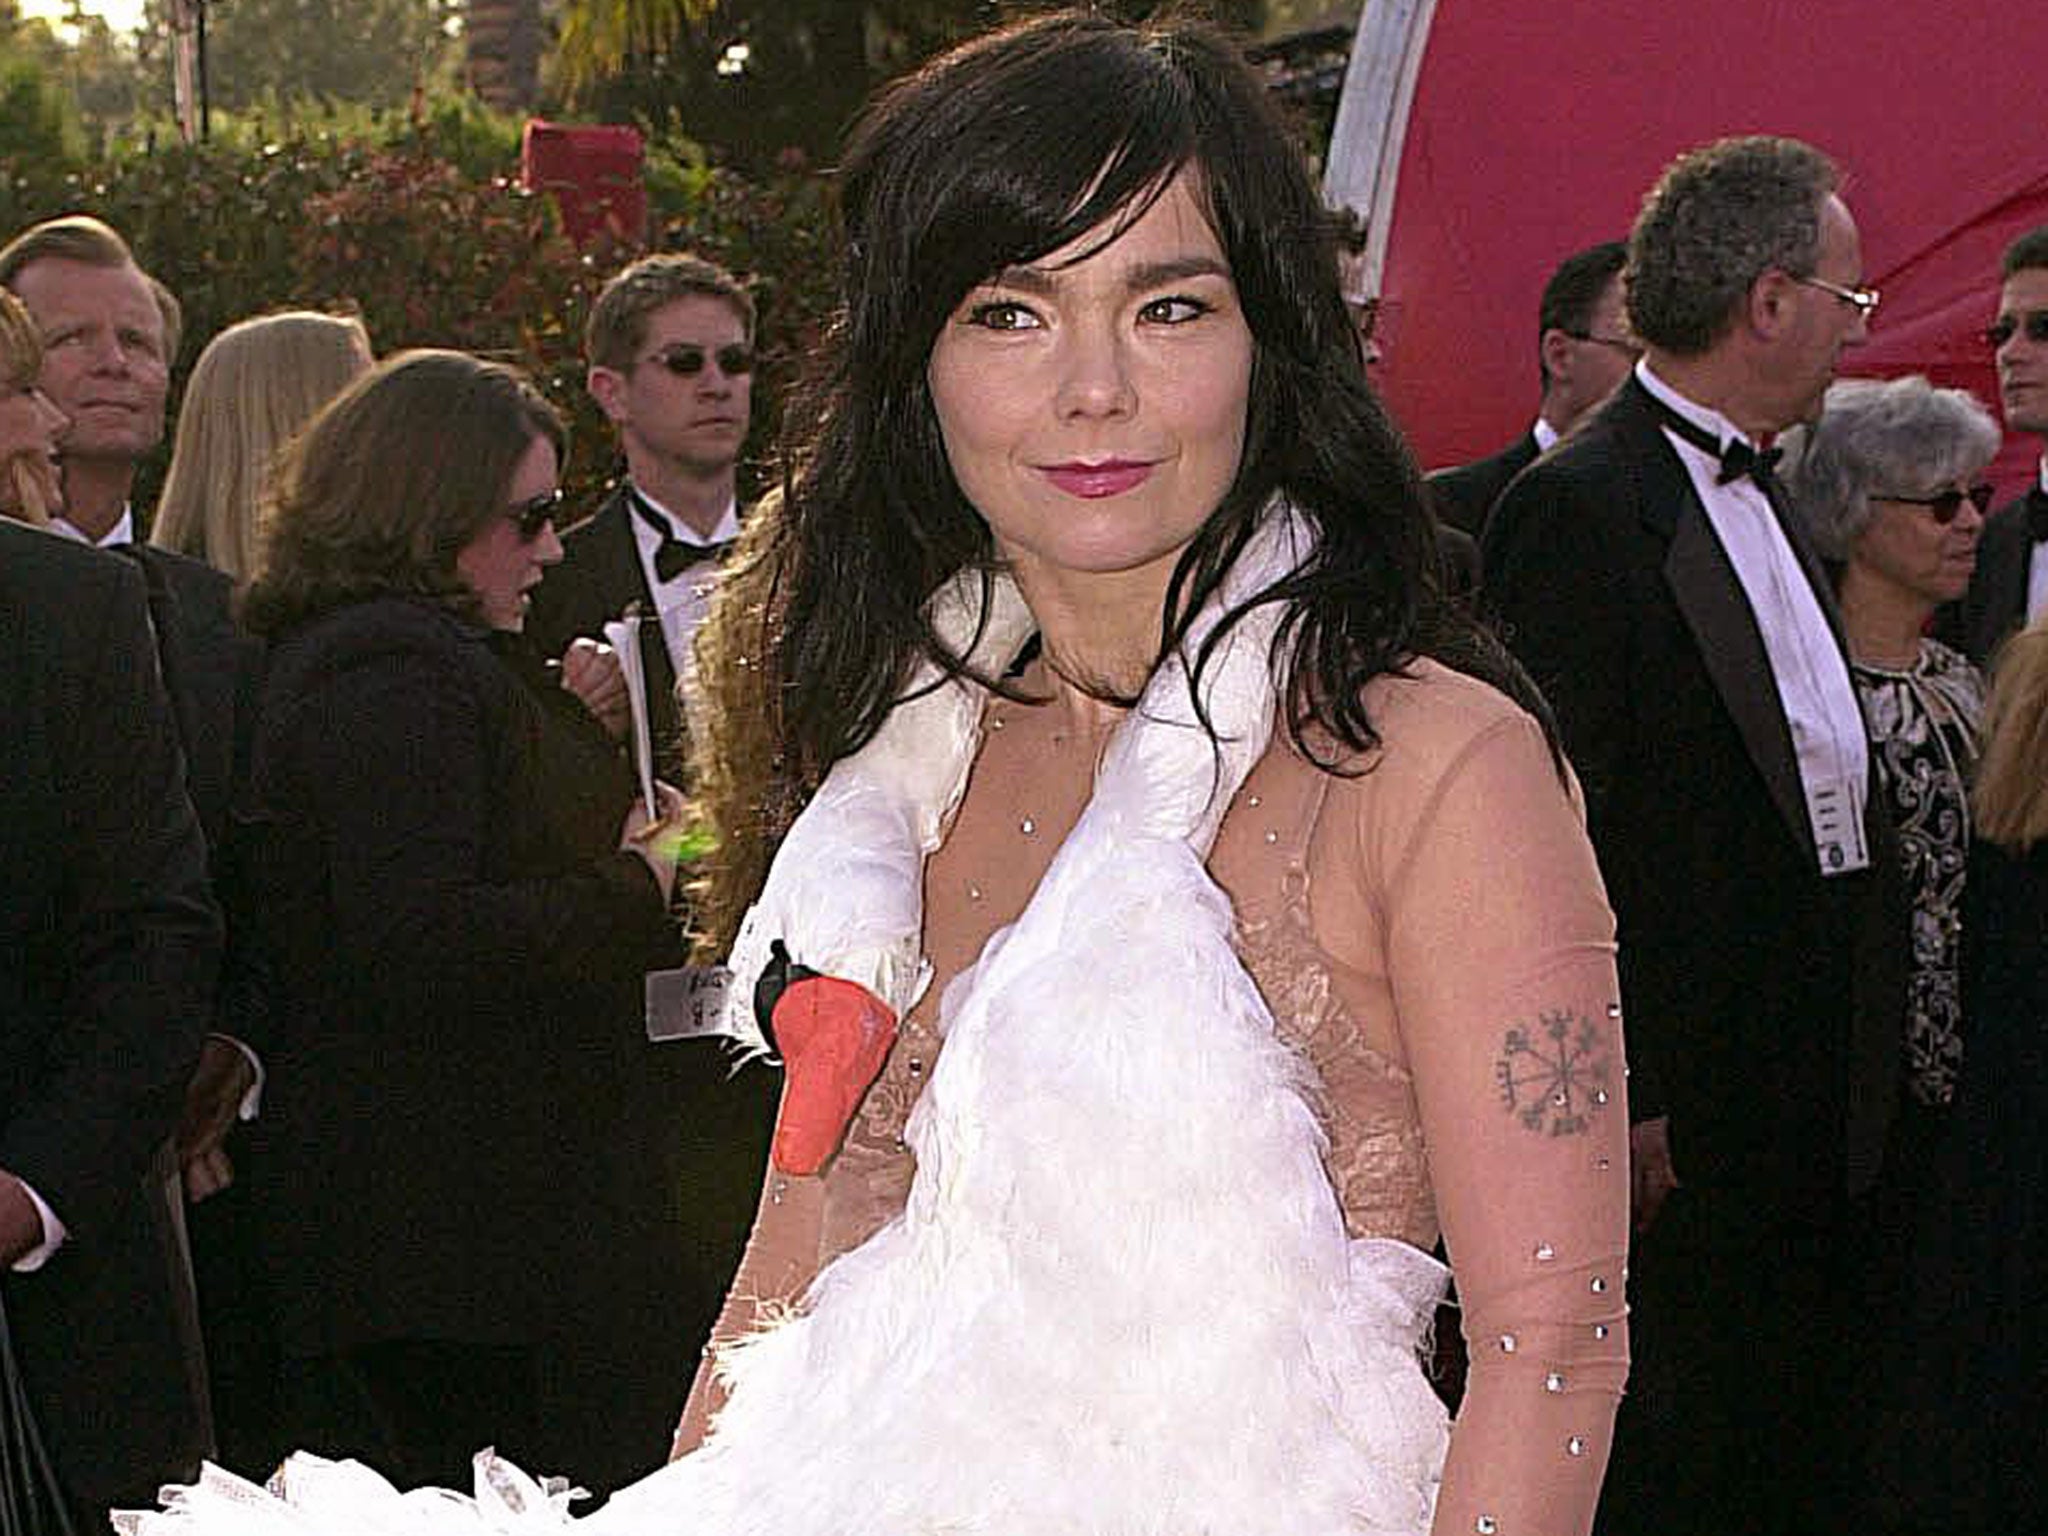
[1,454,58,524]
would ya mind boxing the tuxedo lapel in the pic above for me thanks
[1613,383,1811,850]
[588,488,655,614]
[1977,505,2031,659]
[586,490,680,715]
[598,493,688,753]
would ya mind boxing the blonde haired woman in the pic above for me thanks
[150,310,371,580]
[0,287,66,524]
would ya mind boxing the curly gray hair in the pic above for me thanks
[1782,375,2001,561]
[1626,136,1837,355]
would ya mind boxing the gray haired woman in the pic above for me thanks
[1786,373,2001,1524]
[1787,373,1999,1109]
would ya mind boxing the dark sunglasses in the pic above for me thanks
[507,487,564,541]
[1878,483,1995,524]
[1564,329,1643,357]
[642,343,755,378]
[1984,310,2048,349]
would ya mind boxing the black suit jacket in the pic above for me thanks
[524,487,683,774]
[1435,520,1480,603]
[1482,378,1903,1207]
[0,523,217,1505]
[125,546,261,855]
[1428,430,1540,540]
[1954,491,2036,668]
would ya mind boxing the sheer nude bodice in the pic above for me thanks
[684,660,1630,1536]
[819,687,1437,1262]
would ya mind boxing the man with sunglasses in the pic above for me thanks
[1427,239,1633,541]
[1956,225,2048,665]
[522,252,779,1427]
[527,252,756,764]
[1485,136,1902,1536]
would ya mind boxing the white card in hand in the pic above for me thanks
[602,608,657,819]
[645,965,738,1043]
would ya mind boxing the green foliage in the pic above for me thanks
[552,0,1268,173]
[0,44,84,164]
[0,110,841,514]
[134,0,464,114]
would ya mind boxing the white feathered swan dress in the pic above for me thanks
[124,516,1451,1536]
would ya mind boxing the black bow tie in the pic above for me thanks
[629,491,732,583]
[1714,437,1783,487]
[1647,394,1782,487]
[2026,486,2048,544]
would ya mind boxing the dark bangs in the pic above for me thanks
[768,10,1545,786]
[838,16,1201,400]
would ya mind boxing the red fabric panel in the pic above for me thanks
[1377,0,2046,496]
[520,119,648,248]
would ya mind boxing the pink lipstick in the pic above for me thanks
[1040,460,1155,498]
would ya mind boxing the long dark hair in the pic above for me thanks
[758,10,1544,787]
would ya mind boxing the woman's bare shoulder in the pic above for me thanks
[1334,657,1550,781]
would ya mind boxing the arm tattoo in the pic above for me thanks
[1494,1009,1615,1136]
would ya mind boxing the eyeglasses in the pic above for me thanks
[1794,275,1880,320]
[1984,310,2048,350]
[1874,483,1995,524]
[507,487,564,541]
[1565,330,1643,357]
[640,343,755,378]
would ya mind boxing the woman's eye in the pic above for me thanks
[964,300,1040,332]
[1138,294,1215,325]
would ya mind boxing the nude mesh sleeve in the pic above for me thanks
[670,1150,826,1459]
[1376,712,1630,1536]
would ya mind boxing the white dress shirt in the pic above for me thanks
[2026,456,2048,624]
[49,504,135,547]
[1638,361,1871,876]
[628,485,740,680]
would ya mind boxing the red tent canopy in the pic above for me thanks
[1333,0,2048,495]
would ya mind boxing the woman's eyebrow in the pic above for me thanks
[1122,255,1232,290]
[983,253,1232,296]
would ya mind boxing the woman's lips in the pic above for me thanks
[1039,460,1155,498]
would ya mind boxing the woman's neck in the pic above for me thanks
[1007,553,1170,726]
[1837,562,1932,670]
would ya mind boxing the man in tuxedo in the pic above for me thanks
[0,216,260,1150]
[1956,224,2048,666]
[0,215,269,1462]
[0,217,257,856]
[527,252,755,770]
[1428,240,1633,540]
[0,520,219,1517]
[1484,137,1903,1536]
[525,252,779,1418]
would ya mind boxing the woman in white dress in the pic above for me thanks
[132,12,1629,1536]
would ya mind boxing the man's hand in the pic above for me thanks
[561,638,630,740]
[1630,1115,1680,1234]
[177,1037,257,1202]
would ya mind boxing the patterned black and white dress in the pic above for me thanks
[1852,638,1983,1107]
